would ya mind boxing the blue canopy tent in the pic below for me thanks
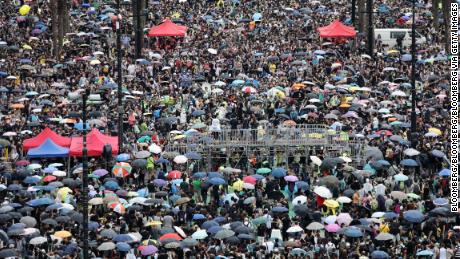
[27,138,70,158]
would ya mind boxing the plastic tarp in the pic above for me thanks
[69,128,118,157]
[27,138,70,158]
[23,127,72,151]
[317,20,357,38]
[147,19,187,37]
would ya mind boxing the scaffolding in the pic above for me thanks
[164,124,365,171]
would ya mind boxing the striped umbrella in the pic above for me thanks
[112,162,132,177]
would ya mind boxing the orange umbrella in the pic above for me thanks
[159,233,183,241]
[291,83,305,90]
[11,103,25,109]
[167,170,182,179]
[283,120,297,126]
[43,175,57,182]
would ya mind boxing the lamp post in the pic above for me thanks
[410,0,417,148]
[116,0,123,153]
[367,0,374,57]
[81,89,90,259]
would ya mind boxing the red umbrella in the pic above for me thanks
[167,170,182,180]
[15,160,30,166]
[43,175,57,182]
[376,130,393,136]
[243,176,257,185]
[159,233,183,241]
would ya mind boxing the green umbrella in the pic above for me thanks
[192,122,206,129]
[256,168,271,174]
[137,135,151,143]
[252,216,268,225]
[27,164,42,170]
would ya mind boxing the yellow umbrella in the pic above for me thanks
[144,221,162,227]
[428,128,442,135]
[339,103,350,108]
[324,199,339,208]
[348,86,360,92]
[89,59,101,65]
[57,187,72,201]
[232,180,244,192]
[387,49,399,55]
[171,12,181,18]
[173,134,186,140]
[22,44,33,50]
[142,239,160,246]
[19,5,31,15]
[54,230,72,238]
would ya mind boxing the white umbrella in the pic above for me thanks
[292,195,307,205]
[375,233,394,241]
[98,241,116,251]
[286,225,303,233]
[323,215,337,225]
[148,144,162,154]
[29,236,47,245]
[243,183,255,190]
[391,90,407,97]
[207,48,218,55]
[306,222,324,231]
[310,156,322,166]
[52,171,67,177]
[336,196,352,203]
[191,229,208,240]
[174,226,187,239]
[404,148,420,156]
[173,155,188,164]
[371,211,386,218]
[313,186,332,198]
[89,197,104,205]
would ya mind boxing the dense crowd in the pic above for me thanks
[0,0,457,258]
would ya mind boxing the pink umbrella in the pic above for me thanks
[284,175,299,182]
[243,176,257,185]
[337,213,353,226]
[325,223,341,233]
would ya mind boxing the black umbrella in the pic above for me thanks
[55,216,71,223]
[0,249,17,258]
[42,218,58,226]
[293,205,310,216]
[0,214,12,221]
[0,230,8,244]
[132,159,147,168]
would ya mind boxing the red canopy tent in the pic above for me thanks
[69,129,118,157]
[317,20,357,38]
[23,127,72,151]
[147,19,187,37]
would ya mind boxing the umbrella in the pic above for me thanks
[431,149,446,158]
[100,229,117,239]
[403,148,420,156]
[438,168,451,177]
[375,233,394,241]
[394,173,409,181]
[20,216,37,227]
[181,238,198,247]
[168,170,182,179]
[0,249,17,258]
[286,226,303,233]
[343,227,363,237]
[313,186,332,198]
[306,222,324,231]
[135,151,151,159]
[272,206,289,213]
[256,167,271,174]
[433,197,448,206]
[292,195,307,205]
[29,236,47,245]
[371,250,390,259]
[116,242,131,252]
[208,177,227,185]
[325,223,341,233]
[191,229,208,240]
[139,245,158,256]
[337,196,352,203]
[173,155,188,164]
[284,175,299,182]
[390,191,407,200]
[112,162,132,177]
[403,210,425,223]
[416,250,434,256]
[98,241,116,251]
[54,230,72,238]
[336,213,353,226]
[214,229,235,239]
[116,153,130,162]
[159,233,183,241]
[271,167,286,178]
[400,159,418,167]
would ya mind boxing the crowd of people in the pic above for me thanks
[0,0,457,258]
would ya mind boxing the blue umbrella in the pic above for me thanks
[274,108,285,114]
[431,150,445,158]
[208,177,226,186]
[371,250,390,259]
[400,159,418,167]
[193,172,207,178]
[153,179,167,187]
[208,226,223,234]
[155,157,169,164]
[7,184,23,191]
[43,167,58,174]
[271,168,286,178]
[23,176,41,184]
[74,122,91,131]
[416,250,434,256]
[88,221,99,231]
[296,181,309,190]
[208,172,223,178]
[377,160,391,166]
[19,59,32,63]
[185,152,202,160]
[231,79,245,86]
[403,210,424,223]
[344,227,363,237]
[193,214,205,220]
[28,197,55,207]
[250,174,264,181]
[384,212,398,220]
[113,234,133,242]
[438,168,451,177]
[104,180,120,190]
[401,54,412,62]
[191,110,205,117]
[272,206,288,213]
[433,197,448,206]
[116,153,130,162]
[0,71,8,77]
[202,220,219,230]
[252,12,262,21]
[116,242,131,252]
[313,50,326,55]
